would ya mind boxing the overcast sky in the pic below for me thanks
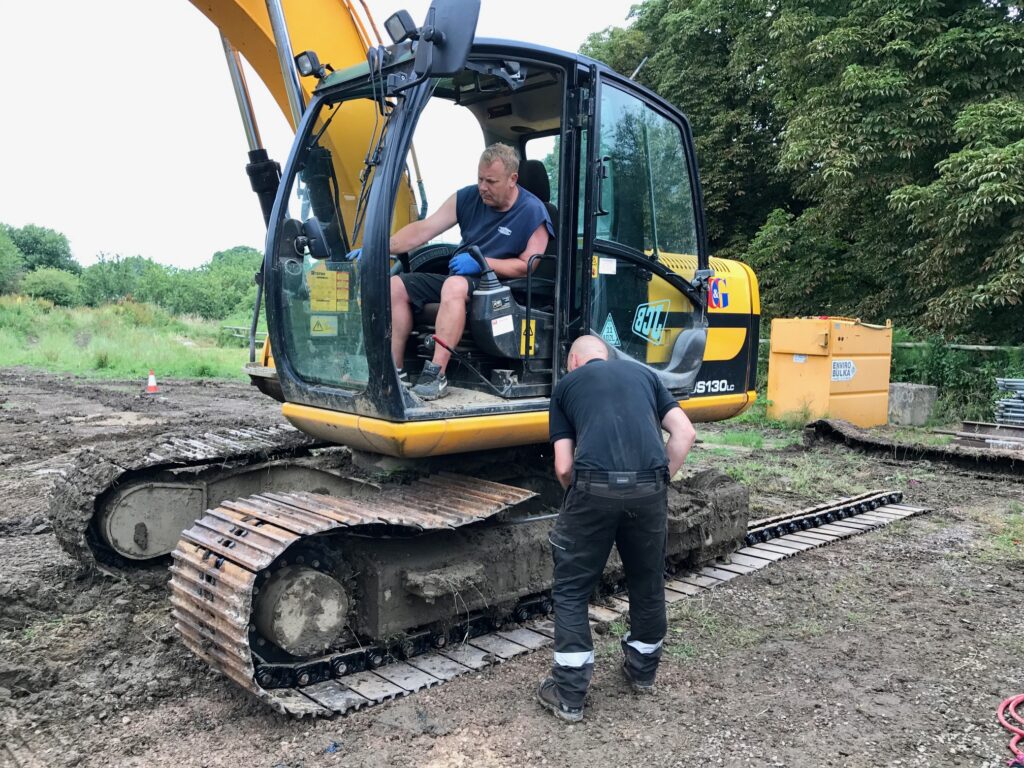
[0,1,636,269]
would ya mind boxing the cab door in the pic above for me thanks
[580,72,711,394]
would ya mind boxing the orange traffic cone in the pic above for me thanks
[146,369,159,394]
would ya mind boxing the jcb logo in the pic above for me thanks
[632,300,670,345]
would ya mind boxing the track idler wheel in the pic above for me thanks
[253,565,350,658]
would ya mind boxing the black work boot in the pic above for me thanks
[412,361,449,400]
[621,662,655,694]
[621,636,659,694]
[536,677,583,723]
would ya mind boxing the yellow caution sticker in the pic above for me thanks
[592,255,598,279]
[310,315,339,337]
[520,318,537,356]
[309,265,352,312]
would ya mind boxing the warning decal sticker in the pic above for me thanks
[310,315,339,337]
[831,359,857,381]
[309,267,351,312]
[491,315,514,336]
[600,313,621,347]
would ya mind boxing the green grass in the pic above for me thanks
[885,426,956,447]
[962,501,1024,565]
[699,446,740,458]
[989,502,1024,561]
[659,602,766,661]
[720,449,874,498]
[0,296,249,380]
[703,430,765,449]
[732,395,810,431]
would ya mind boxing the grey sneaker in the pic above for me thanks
[622,663,655,694]
[396,368,412,388]
[536,677,583,723]
[412,361,449,400]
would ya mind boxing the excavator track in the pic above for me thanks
[170,485,928,717]
[47,424,325,570]
[169,473,538,716]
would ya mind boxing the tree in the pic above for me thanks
[890,97,1024,342]
[80,254,155,306]
[582,0,792,259]
[5,224,81,274]
[0,227,26,294]
[583,1,1024,342]
[759,0,1024,330]
[21,267,82,306]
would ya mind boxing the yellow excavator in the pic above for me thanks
[50,0,760,715]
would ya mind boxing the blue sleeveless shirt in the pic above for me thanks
[455,185,554,259]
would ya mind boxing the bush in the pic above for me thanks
[0,294,46,335]
[892,339,1024,422]
[20,268,82,306]
[80,254,153,306]
[0,228,25,294]
[110,300,169,329]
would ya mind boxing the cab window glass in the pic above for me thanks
[590,254,697,371]
[400,96,484,243]
[597,84,698,255]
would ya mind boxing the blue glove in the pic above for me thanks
[448,252,482,276]
[345,248,362,261]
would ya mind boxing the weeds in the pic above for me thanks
[721,449,874,498]
[885,427,955,447]
[963,501,1024,564]
[733,397,810,431]
[702,431,765,449]
[990,503,1024,561]
[0,296,248,380]
[660,601,765,661]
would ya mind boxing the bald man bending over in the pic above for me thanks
[536,336,696,722]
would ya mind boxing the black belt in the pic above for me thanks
[573,469,667,488]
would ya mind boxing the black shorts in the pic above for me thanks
[399,273,480,312]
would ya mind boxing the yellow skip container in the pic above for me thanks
[766,317,893,427]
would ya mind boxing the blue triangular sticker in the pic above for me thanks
[600,313,621,347]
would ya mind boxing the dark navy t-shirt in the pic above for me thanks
[456,185,554,259]
[548,358,680,472]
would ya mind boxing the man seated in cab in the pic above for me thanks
[387,143,553,400]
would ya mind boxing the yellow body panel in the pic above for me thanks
[640,254,757,364]
[189,0,415,235]
[767,317,892,427]
[283,391,756,458]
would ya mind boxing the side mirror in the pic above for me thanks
[413,0,480,78]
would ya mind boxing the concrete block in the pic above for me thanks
[888,383,937,426]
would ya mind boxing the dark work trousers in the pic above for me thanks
[548,474,668,708]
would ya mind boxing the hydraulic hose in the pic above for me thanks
[998,694,1024,765]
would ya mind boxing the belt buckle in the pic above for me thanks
[606,471,637,489]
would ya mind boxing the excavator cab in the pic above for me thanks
[259,1,759,456]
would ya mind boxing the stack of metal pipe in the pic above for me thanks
[996,378,1024,427]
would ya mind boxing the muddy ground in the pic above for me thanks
[0,368,1021,768]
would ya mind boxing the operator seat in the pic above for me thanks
[505,159,558,304]
[518,160,558,256]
